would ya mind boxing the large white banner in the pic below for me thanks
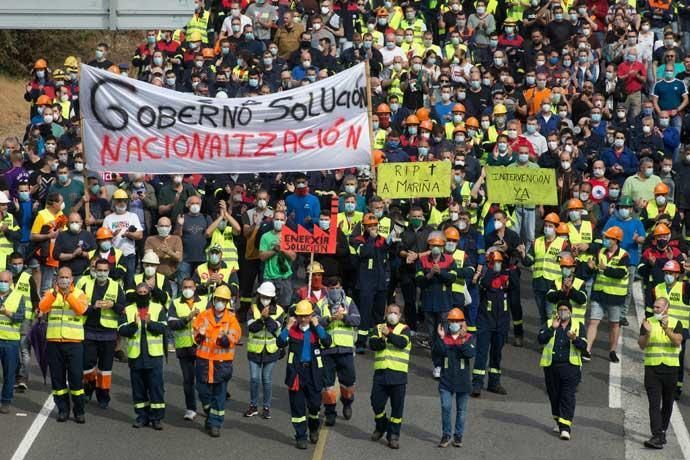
[80,63,371,174]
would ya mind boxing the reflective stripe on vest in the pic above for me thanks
[323,297,356,349]
[14,272,34,321]
[451,249,467,293]
[567,220,593,262]
[539,322,582,367]
[83,279,120,329]
[592,248,629,296]
[374,323,411,373]
[211,227,239,272]
[646,201,677,220]
[533,237,565,281]
[0,290,23,340]
[196,264,232,286]
[654,282,690,329]
[172,297,207,349]
[247,304,284,354]
[123,303,164,359]
[644,317,681,367]
[47,290,86,341]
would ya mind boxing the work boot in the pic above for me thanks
[513,336,524,347]
[57,412,68,422]
[296,439,308,450]
[675,388,682,401]
[151,420,163,431]
[74,414,86,424]
[209,426,220,438]
[644,436,664,449]
[325,413,336,427]
[371,430,384,441]
[438,435,451,448]
[342,404,352,420]
[487,384,507,395]
[309,429,319,444]
[661,431,667,445]
[471,387,481,398]
[388,436,400,449]
[0,403,10,414]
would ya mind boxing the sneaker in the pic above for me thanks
[513,336,524,347]
[452,435,463,447]
[438,435,451,448]
[644,435,664,449]
[167,343,176,353]
[581,350,592,362]
[560,430,570,441]
[553,424,560,433]
[432,366,441,379]
[262,407,271,419]
[0,404,10,414]
[487,384,507,395]
[244,405,259,417]
[619,317,629,327]
[15,382,28,392]
[609,351,620,363]
[183,410,197,421]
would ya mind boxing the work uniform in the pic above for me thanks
[12,270,38,388]
[642,316,682,439]
[87,248,126,281]
[118,301,167,425]
[278,322,332,442]
[546,276,588,326]
[193,262,240,298]
[473,268,510,392]
[79,277,126,406]
[0,289,26,405]
[193,307,241,430]
[246,302,284,410]
[369,321,411,442]
[350,232,390,349]
[168,294,208,413]
[38,288,88,418]
[567,221,594,280]
[524,236,568,324]
[538,320,587,434]
[318,293,361,420]
[456,225,485,331]
[591,247,630,323]
[209,226,240,273]
[0,212,19,271]
[651,280,690,396]
[447,248,477,330]
[127,273,171,305]
[485,227,524,338]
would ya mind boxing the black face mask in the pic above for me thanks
[136,293,151,307]
[300,40,311,49]
[657,238,669,249]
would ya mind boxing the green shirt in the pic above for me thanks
[621,174,661,203]
[48,179,84,213]
[259,230,292,280]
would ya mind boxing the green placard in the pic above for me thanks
[377,161,451,199]
[486,166,558,205]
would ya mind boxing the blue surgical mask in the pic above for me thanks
[618,208,630,219]
[665,273,676,285]
[273,220,284,231]
[0,281,9,293]
[344,203,356,213]
[561,267,572,277]
[493,262,502,272]
[387,140,400,149]
[448,322,461,333]
[19,191,30,201]
[431,246,442,257]
[100,241,112,252]
[591,113,601,122]
[209,254,220,265]
[602,238,611,249]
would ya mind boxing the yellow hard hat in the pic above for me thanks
[493,104,507,115]
[294,300,314,316]
[112,189,129,200]
[214,285,232,300]
[64,56,79,70]
[308,261,324,274]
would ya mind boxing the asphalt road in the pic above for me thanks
[2,276,689,460]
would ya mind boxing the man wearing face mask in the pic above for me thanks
[158,174,198,222]
[296,262,328,303]
[7,252,38,392]
[538,301,587,441]
[48,163,84,214]
[259,210,297,307]
[53,213,95,286]
[602,130,639,186]
[546,254,589,326]
[78,258,125,409]
[277,300,332,449]
[31,192,65,293]
[126,252,171,310]
[0,269,27,414]
[650,260,690,401]
[118,283,167,430]
[317,276,360,427]
[285,173,320,231]
[193,245,238,302]
[399,206,432,334]
[622,158,662,208]
[39,267,88,422]
[639,224,682,309]
[172,195,210,283]
[145,217,183,295]
[640,297,683,449]
[640,183,681,232]
[103,190,143,288]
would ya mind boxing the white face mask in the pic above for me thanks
[654,312,664,321]
[189,204,201,214]
[300,324,310,331]
[182,288,195,299]
[260,297,272,307]
[144,266,157,278]
[387,312,400,325]
[493,220,504,230]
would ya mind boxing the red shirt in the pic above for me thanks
[617,61,647,94]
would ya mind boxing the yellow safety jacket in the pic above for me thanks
[644,317,681,367]
[533,237,566,281]
[81,278,120,329]
[645,201,677,220]
[567,220,593,263]
[592,248,629,297]
[13,272,34,321]
[210,227,240,272]
[247,303,284,354]
[0,212,18,271]
[121,302,165,359]
[539,322,582,367]
[553,277,587,325]
[186,10,211,44]
[171,296,208,349]
[373,323,411,373]
[46,289,87,341]
[654,281,690,329]
[0,290,24,340]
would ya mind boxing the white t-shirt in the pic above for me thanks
[221,15,253,36]
[102,211,143,256]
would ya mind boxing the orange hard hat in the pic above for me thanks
[373,149,385,166]
[376,7,389,17]
[544,213,560,225]
[566,199,584,210]
[556,222,569,235]
[362,213,379,226]
[36,95,52,106]
[488,250,504,262]
[663,260,681,273]
[34,58,48,69]
[405,114,420,125]
[453,124,467,134]
[654,182,670,195]
[653,223,671,237]
[416,107,430,121]
[201,47,215,58]
[452,103,466,113]
[376,103,391,114]
[420,120,433,131]
[107,65,121,74]
[465,117,479,129]
[428,236,445,246]
[603,226,623,241]
[444,226,460,241]
[96,227,114,240]
[447,308,465,321]
[559,253,576,267]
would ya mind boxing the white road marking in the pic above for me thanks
[609,330,622,409]
[10,395,54,460]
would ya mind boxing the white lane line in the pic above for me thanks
[10,395,54,460]
[609,330,623,409]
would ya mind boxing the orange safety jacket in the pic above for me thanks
[193,308,240,382]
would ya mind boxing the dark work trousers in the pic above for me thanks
[357,289,386,348]
[83,339,116,405]
[472,326,508,390]
[239,258,261,322]
[47,341,85,416]
[323,353,356,416]
[371,381,406,439]
[289,367,322,441]
[130,362,165,423]
[508,269,523,337]
[400,279,418,331]
[178,355,197,411]
[645,365,678,437]
[677,331,688,393]
[544,362,581,433]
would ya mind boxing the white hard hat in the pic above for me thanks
[0,192,9,204]
[141,251,160,265]
[256,281,276,298]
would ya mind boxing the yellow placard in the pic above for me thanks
[485,166,558,205]
[377,161,451,199]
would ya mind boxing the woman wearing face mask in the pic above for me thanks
[192,285,241,437]
[415,232,458,379]
[537,301,587,441]
[368,303,411,450]
[244,281,284,420]
[277,300,332,449]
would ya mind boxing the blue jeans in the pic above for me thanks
[0,340,20,403]
[121,254,136,288]
[249,360,276,408]
[440,389,469,437]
